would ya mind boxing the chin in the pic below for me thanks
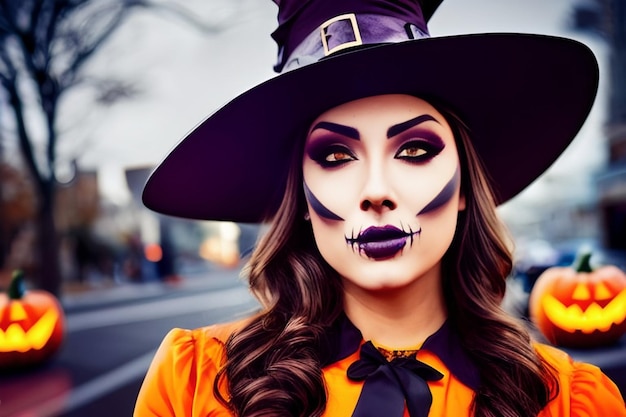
[365,278,417,292]
[340,253,443,291]
[341,264,424,291]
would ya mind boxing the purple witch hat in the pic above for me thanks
[142,0,599,222]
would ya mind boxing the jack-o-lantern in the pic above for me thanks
[0,270,66,370]
[529,251,626,348]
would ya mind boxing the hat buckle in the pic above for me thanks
[320,13,363,57]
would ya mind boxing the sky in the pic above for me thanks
[62,0,609,213]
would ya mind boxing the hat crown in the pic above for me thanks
[271,0,439,72]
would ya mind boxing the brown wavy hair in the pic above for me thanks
[215,101,559,416]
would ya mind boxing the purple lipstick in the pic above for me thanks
[346,225,421,259]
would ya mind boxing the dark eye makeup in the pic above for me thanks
[306,141,357,168]
[305,128,446,167]
[394,139,445,163]
[392,128,445,163]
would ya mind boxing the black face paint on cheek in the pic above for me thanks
[417,166,461,215]
[303,181,344,221]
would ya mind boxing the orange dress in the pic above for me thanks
[134,318,626,417]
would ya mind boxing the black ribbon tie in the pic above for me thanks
[347,341,444,417]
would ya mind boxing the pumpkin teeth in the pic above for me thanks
[580,303,611,333]
[2,324,31,352]
[0,309,60,352]
[541,289,626,334]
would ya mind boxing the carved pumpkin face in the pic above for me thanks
[529,252,626,348]
[0,271,65,370]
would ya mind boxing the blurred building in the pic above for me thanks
[124,166,257,277]
[592,0,626,251]
[498,1,626,272]
[511,0,626,253]
[574,0,626,251]
[56,169,100,231]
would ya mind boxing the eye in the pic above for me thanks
[326,150,353,162]
[394,140,443,163]
[309,144,357,168]
[396,147,427,158]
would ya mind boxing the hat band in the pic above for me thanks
[280,13,430,73]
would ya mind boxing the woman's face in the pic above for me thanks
[302,94,465,291]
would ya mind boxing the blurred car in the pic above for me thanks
[513,238,626,293]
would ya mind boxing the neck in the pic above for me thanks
[342,266,446,348]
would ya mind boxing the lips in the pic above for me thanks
[346,225,420,259]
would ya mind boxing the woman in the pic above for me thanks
[135,1,626,416]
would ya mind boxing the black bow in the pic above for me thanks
[347,341,444,417]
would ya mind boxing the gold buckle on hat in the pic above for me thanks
[320,13,363,56]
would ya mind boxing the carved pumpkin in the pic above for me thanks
[529,251,626,348]
[0,270,66,370]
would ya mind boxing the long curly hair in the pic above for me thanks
[215,101,559,417]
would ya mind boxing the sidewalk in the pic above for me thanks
[60,265,246,311]
[0,263,247,312]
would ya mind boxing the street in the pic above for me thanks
[0,268,260,417]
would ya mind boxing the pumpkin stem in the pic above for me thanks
[8,269,26,300]
[573,251,593,273]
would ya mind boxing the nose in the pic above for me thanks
[359,166,397,213]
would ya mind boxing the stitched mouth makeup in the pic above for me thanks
[345,225,421,259]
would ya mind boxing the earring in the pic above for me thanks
[304,212,311,221]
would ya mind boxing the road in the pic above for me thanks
[0,268,260,417]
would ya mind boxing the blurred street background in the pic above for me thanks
[0,0,625,416]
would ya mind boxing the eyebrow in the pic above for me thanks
[310,121,360,140]
[387,114,440,138]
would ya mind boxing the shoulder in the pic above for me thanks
[133,316,255,416]
[158,315,255,367]
[534,343,626,416]
[534,342,576,375]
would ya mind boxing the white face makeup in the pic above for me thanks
[302,94,465,291]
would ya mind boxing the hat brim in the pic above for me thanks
[142,33,599,222]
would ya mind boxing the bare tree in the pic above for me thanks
[0,0,231,296]
[0,161,37,273]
